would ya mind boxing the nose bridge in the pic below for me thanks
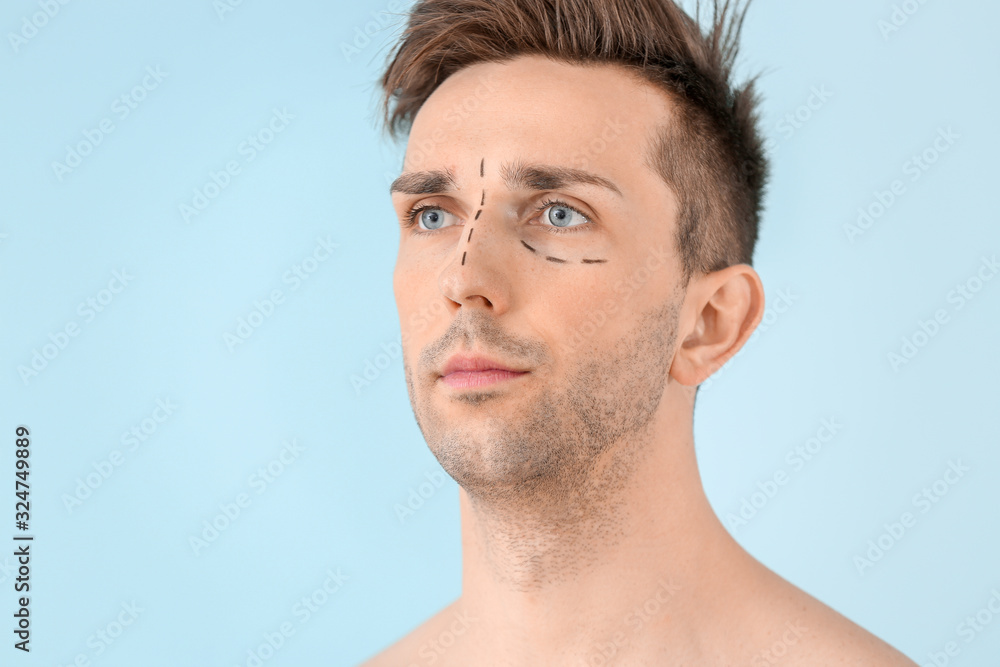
[438,196,514,308]
[459,191,519,269]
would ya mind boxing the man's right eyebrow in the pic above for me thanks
[389,168,458,196]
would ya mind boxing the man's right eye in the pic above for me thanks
[405,205,459,233]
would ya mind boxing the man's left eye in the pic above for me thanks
[542,203,590,228]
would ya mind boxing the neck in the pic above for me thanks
[455,385,753,664]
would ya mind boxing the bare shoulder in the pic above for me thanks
[736,573,918,666]
[358,599,474,667]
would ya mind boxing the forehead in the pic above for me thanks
[404,55,675,179]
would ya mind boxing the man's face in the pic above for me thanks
[390,56,688,501]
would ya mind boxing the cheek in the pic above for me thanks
[539,279,629,356]
[395,260,448,347]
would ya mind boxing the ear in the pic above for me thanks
[670,264,765,386]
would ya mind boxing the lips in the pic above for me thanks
[438,353,529,389]
[440,353,526,377]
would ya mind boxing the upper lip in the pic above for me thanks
[439,353,528,377]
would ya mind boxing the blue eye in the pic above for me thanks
[419,208,447,230]
[546,204,582,228]
[539,200,591,233]
[405,205,457,232]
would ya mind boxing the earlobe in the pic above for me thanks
[669,264,765,386]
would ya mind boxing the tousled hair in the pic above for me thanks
[378,0,769,283]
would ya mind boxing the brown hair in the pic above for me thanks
[378,0,769,283]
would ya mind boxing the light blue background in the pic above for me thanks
[0,0,997,665]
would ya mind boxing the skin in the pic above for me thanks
[365,55,917,666]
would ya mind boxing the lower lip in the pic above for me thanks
[440,369,528,389]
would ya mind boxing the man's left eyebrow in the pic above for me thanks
[389,168,458,196]
[500,161,623,198]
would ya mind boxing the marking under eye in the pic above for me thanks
[521,240,536,253]
[581,258,608,264]
[545,256,567,263]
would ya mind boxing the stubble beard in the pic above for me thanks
[403,296,681,523]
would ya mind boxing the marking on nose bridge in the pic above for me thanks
[462,159,486,268]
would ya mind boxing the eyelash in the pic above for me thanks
[403,198,592,236]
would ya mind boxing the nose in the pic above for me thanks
[437,206,514,315]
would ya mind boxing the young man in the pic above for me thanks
[367,0,917,664]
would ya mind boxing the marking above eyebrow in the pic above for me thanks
[545,255,567,263]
